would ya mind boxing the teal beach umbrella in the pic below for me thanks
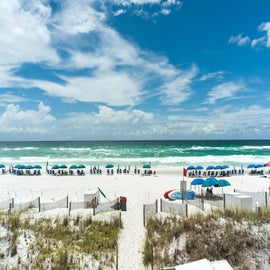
[78,164,86,169]
[202,178,219,187]
[105,164,114,168]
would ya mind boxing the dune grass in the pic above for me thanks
[0,210,122,269]
[143,208,270,269]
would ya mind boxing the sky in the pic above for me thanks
[1,0,270,141]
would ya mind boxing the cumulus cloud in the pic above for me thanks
[229,33,250,46]
[166,105,270,139]
[206,82,244,104]
[231,21,270,49]
[0,102,56,138]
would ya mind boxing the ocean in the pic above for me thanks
[0,140,269,168]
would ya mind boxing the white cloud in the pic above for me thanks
[0,0,189,110]
[0,0,59,66]
[108,0,182,17]
[110,0,180,6]
[165,105,270,139]
[199,71,225,81]
[251,36,266,48]
[113,9,126,16]
[0,100,269,140]
[31,71,142,106]
[0,102,56,137]
[159,65,198,105]
[232,21,270,49]
[206,82,244,104]
[229,33,250,46]
[52,0,106,35]
[259,22,270,47]
[0,93,27,106]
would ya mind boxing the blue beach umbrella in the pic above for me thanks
[255,164,263,168]
[25,165,33,169]
[0,164,5,168]
[70,164,78,169]
[202,178,219,187]
[34,165,42,169]
[195,165,204,170]
[206,165,215,170]
[187,165,196,170]
[191,178,205,185]
[214,165,223,170]
[221,165,230,169]
[52,164,60,169]
[247,164,255,169]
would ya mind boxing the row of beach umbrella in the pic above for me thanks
[14,164,42,169]
[246,163,270,169]
[105,164,151,169]
[3,163,151,170]
[51,164,86,170]
[187,165,230,170]
[191,177,231,188]
[188,162,270,171]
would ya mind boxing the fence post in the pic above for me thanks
[119,211,121,225]
[66,196,69,208]
[143,204,145,227]
[38,197,41,212]
[151,243,154,270]
[11,198,14,208]
[265,192,268,208]
[116,242,118,270]
[185,203,188,217]
[160,199,162,212]
[155,199,158,213]
[69,202,71,216]
[223,193,226,210]
[93,201,96,216]
[201,191,204,211]
[8,203,12,213]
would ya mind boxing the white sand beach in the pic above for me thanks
[1,167,270,269]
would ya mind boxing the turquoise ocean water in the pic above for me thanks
[0,140,270,169]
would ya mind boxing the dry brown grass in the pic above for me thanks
[143,208,270,269]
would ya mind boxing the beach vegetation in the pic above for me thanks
[143,208,270,269]
[0,210,122,269]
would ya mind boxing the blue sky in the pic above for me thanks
[1,0,270,140]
